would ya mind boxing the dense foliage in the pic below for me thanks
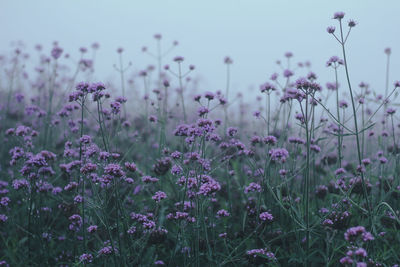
[0,12,399,266]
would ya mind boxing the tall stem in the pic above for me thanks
[384,53,391,130]
[224,64,230,134]
[119,54,127,119]
[334,67,342,168]
[178,62,187,122]
[339,20,372,224]
[79,97,87,252]
[304,94,311,266]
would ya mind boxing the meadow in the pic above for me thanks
[0,12,399,266]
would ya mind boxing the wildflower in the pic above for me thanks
[270,73,278,80]
[379,157,388,164]
[260,82,276,93]
[0,214,8,223]
[51,46,63,59]
[344,226,374,242]
[80,163,97,174]
[340,256,353,265]
[197,106,209,116]
[310,144,321,153]
[259,211,274,222]
[285,52,293,58]
[104,163,125,177]
[269,148,289,163]
[87,225,98,233]
[333,11,345,20]
[198,176,221,196]
[12,179,29,190]
[326,82,338,90]
[361,158,371,166]
[79,253,93,263]
[216,209,230,218]
[355,247,367,257]
[74,195,83,204]
[219,232,227,238]
[149,115,158,123]
[288,136,305,145]
[127,226,136,235]
[98,245,115,256]
[152,191,167,203]
[224,56,233,64]
[68,214,82,232]
[244,182,262,194]
[246,248,276,264]
[142,176,159,183]
[327,26,336,34]
[110,101,121,114]
[227,127,238,137]
[173,56,184,62]
[339,100,348,108]
[283,69,293,78]
[348,20,357,27]
[386,108,396,115]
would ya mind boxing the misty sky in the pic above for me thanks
[1,0,399,100]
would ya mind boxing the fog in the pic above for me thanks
[1,0,399,100]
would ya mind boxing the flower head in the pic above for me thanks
[333,12,345,20]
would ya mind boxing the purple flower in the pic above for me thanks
[355,247,367,257]
[98,245,116,256]
[216,209,230,218]
[260,82,276,93]
[197,106,209,117]
[79,135,92,144]
[149,115,158,123]
[348,19,357,27]
[87,225,98,233]
[152,191,167,203]
[79,253,93,263]
[0,214,8,222]
[68,214,82,232]
[80,163,97,174]
[327,26,335,34]
[344,226,374,242]
[74,195,83,204]
[227,127,238,137]
[386,108,396,115]
[173,56,184,62]
[142,176,159,183]
[283,69,294,78]
[333,11,345,20]
[244,182,262,194]
[259,211,274,222]
[110,101,121,114]
[339,100,348,108]
[269,148,289,163]
[104,163,125,177]
[51,46,63,59]
[224,56,233,64]
[246,248,276,263]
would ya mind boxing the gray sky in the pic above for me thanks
[1,0,399,99]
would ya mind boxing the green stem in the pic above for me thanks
[339,20,372,226]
